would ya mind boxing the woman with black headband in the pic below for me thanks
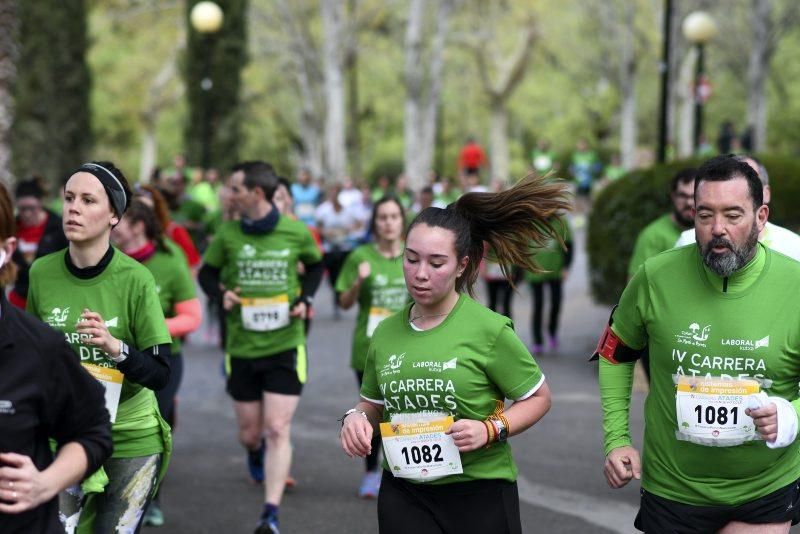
[26,161,173,533]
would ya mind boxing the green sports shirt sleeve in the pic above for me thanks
[132,272,172,350]
[335,248,360,294]
[297,225,323,266]
[485,324,544,400]
[201,224,227,269]
[359,342,383,404]
[600,265,649,455]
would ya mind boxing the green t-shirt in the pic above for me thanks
[627,214,683,278]
[526,217,572,283]
[361,294,544,484]
[603,244,800,506]
[27,248,171,456]
[202,216,322,358]
[334,244,408,372]
[143,240,197,355]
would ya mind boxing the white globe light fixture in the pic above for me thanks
[682,11,717,45]
[191,1,224,34]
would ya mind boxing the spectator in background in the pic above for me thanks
[458,136,487,176]
[134,184,201,270]
[716,120,735,154]
[9,178,68,309]
[189,168,222,214]
[527,216,573,355]
[433,175,460,206]
[371,175,392,203]
[570,138,601,210]
[162,173,207,251]
[291,168,321,228]
[531,139,556,175]
[338,176,363,209]
[316,183,363,318]
[394,175,414,210]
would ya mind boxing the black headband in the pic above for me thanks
[76,163,128,217]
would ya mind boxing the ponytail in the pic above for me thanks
[407,174,572,296]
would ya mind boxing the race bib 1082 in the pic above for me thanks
[380,416,463,481]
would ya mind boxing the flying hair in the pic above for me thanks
[408,173,572,296]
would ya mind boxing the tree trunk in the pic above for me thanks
[404,0,453,191]
[0,0,17,185]
[676,48,697,158]
[619,6,637,170]
[346,0,361,180]
[747,0,771,152]
[140,118,158,183]
[488,99,509,182]
[321,0,347,182]
[275,0,325,180]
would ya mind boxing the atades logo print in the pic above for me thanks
[675,322,711,348]
[47,307,70,327]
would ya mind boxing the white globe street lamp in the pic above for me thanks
[190,2,224,169]
[190,2,224,34]
[682,11,717,155]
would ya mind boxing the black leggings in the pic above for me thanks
[530,279,563,345]
[324,249,351,310]
[377,471,522,534]
[486,280,514,319]
[356,371,382,472]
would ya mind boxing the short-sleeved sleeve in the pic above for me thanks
[298,226,323,265]
[171,254,197,302]
[486,325,544,401]
[335,250,360,293]
[133,273,172,350]
[609,266,650,350]
[359,343,383,405]
[202,226,226,268]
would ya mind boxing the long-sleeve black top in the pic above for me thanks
[0,292,113,534]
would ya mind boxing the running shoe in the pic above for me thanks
[248,440,265,483]
[358,470,382,499]
[531,343,544,355]
[254,513,280,534]
[548,336,559,351]
[285,475,297,490]
[143,501,165,527]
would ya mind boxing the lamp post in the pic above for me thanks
[190,1,224,170]
[682,11,717,155]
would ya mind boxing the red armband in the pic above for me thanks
[590,306,644,364]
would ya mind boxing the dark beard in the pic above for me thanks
[700,222,760,277]
[673,207,693,229]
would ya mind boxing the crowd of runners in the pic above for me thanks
[3,148,800,534]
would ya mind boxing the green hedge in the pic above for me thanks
[587,154,800,305]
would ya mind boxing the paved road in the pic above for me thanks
[147,227,646,534]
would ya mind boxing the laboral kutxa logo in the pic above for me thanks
[675,322,711,348]
[412,357,458,373]
[721,335,770,351]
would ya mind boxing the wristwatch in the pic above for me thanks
[110,340,129,364]
[491,418,508,443]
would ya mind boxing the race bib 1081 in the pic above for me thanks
[674,375,761,447]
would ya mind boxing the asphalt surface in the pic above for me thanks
[146,227,645,534]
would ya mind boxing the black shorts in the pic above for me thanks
[635,481,800,533]
[226,347,306,400]
[377,471,521,534]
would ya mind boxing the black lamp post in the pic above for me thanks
[190,1,224,170]
[682,11,717,155]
